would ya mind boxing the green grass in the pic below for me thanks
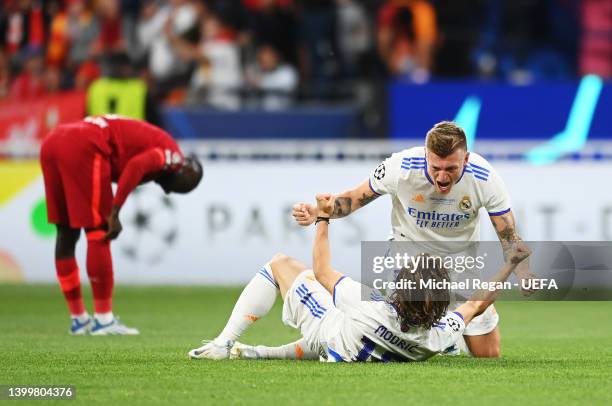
[1,285,611,405]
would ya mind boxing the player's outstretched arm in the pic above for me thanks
[455,245,531,325]
[490,210,536,294]
[311,194,344,294]
[292,179,379,226]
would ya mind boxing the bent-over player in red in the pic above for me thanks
[40,115,203,335]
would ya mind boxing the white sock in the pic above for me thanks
[95,312,114,324]
[72,312,90,324]
[255,338,318,360]
[215,263,278,345]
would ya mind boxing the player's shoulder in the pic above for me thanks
[387,146,426,171]
[465,152,496,182]
[112,117,176,144]
[427,311,465,342]
[467,151,494,170]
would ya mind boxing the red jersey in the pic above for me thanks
[81,115,184,207]
[40,115,184,228]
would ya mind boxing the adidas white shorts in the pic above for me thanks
[282,270,342,355]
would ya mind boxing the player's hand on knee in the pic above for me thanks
[105,210,123,240]
[292,203,318,226]
[315,194,335,217]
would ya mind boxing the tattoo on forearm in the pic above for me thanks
[332,197,352,218]
[358,193,378,208]
[499,226,519,242]
[495,215,524,260]
[496,215,519,240]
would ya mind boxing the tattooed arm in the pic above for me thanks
[292,179,379,226]
[490,211,535,294]
[330,179,379,219]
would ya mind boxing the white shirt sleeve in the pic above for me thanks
[428,311,466,352]
[483,167,512,216]
[368,153,403,196]
[333,276,373,311]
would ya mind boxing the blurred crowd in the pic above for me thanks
[0,0,610,110]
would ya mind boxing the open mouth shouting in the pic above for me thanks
[436,180,451,193]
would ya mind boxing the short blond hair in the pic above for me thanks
[425,121,467,157]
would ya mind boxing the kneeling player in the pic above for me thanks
[189,195,529,362]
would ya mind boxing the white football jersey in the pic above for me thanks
[369,146,511,246]
[324,276,465,362]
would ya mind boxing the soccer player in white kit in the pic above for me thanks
[287,121,533,358]
[187,194,530,362]
[188,121,532,361]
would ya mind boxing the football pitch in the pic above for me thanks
[1,285,611,405]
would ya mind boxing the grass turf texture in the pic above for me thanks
[1,285,611,405]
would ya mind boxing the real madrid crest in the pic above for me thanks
[459,195,472,212]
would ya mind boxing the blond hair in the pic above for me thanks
[425,121,467,157]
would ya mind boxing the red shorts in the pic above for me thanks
[40,123,113,229]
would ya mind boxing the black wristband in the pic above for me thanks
[315,216,330,225]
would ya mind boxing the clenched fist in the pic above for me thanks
[315,194,335,218]
[292,202,319,226]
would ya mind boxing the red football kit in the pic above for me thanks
[41,116,185,319]
[40,115,184,229]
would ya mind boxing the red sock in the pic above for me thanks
[86,230,114,314]
[55,257,85,316]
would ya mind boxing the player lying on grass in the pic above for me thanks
[189,195,530,362]
[40,115,203,335]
